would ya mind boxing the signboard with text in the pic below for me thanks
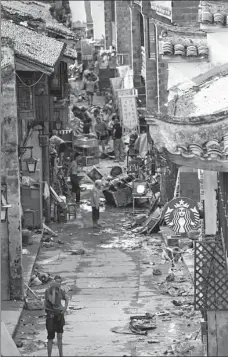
[119,95,139,134]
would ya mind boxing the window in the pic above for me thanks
[17,79,34,111]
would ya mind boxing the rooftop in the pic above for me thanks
[1,0,76,40]
[1,19,65,74]
[174,72,228,117]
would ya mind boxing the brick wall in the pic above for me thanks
[115,0,132,63]
[131,6,142,86]
[172,0,200,27]
[104,0,112,49]
[144,19,168,113]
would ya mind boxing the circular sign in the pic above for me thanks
[163,197,200,234]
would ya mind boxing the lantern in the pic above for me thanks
[23,147,38,173]
[56,117,62,131]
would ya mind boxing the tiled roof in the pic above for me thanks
[146,66,228,168]
[199,1,228,26]
[1,0,76,40]
[161,36,208,59]
[174,73,228,117]
[1,19,65,73]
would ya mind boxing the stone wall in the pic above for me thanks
[104,0,112,49]
[143,19,169,113]
[115,0,132,63]
[1,43,23,300]
[172,0,200,28]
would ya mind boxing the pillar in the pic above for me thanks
[115,0,132,64]
[204,171,218,235]
[143,15,158,110]
[2,42,23,300]
[130,6,142,87]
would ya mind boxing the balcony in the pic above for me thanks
[141,46,146,80]
[116,53,130,66]
[111,22,117,47]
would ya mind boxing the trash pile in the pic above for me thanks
[29,267,52,286]
[111,313,157,336]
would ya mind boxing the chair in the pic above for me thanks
[67,202,77,220]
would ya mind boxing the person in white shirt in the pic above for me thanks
[90,180,102,228]
[49,133,67,165]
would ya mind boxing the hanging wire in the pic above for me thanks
[15,72,45,88]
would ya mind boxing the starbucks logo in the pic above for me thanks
[164,197,200,234]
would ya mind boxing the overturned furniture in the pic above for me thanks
[74,136,100,166]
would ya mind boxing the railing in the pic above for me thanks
[141,46,146,80]
[116,53,130,66]
[111,22,116,47]
[218,172,228,265]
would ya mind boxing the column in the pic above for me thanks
[2,43,23,300]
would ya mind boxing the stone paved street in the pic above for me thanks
[15,200,202,356]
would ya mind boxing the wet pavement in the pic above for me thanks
[15,196,202,357]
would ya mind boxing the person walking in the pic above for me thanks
[91,180,102,228]
[112,118,125,162]
[67,152,81,203]
[49,132,67,165]
[94,116,108,154]
[44,275,69,357]
[85,75,96,106]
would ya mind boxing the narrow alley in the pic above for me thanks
[15,192,202,356]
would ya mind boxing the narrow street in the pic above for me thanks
[15,193,202,357]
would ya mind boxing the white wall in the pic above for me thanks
[168,31,228,93]
[207,31,228,66]
[91,1,105,39]
[168,62,213,90]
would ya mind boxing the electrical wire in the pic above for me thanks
[15,72,45,88]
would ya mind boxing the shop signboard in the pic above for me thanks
[163,197,200,234]
[116,88,134,98]
[119,95,139,133]
[81,39,93,60]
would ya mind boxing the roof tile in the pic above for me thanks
[1,19,64,71]
[1,0,75,40]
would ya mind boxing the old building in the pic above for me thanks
[104,0,201,110]
[1,0,77,301]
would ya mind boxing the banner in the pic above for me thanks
[109,77,123,92]
[119,95,139,134]
[116,65,129,78]
[81,40,93,60]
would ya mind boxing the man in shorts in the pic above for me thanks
[45,275,69,357]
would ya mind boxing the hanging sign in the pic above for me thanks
[119,95,139,133]
[163,197,200,234]
[110,77,123,92]
[116,88,134,98]
[81,40,93,60]
[117,65,129,78]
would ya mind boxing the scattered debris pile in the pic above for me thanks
[111,313,157,336]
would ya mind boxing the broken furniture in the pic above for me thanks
[67,202,77,220]
[50,186,67,223]
[74,136,100,167]
[132,180,151,214]
[21,185,42,229]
